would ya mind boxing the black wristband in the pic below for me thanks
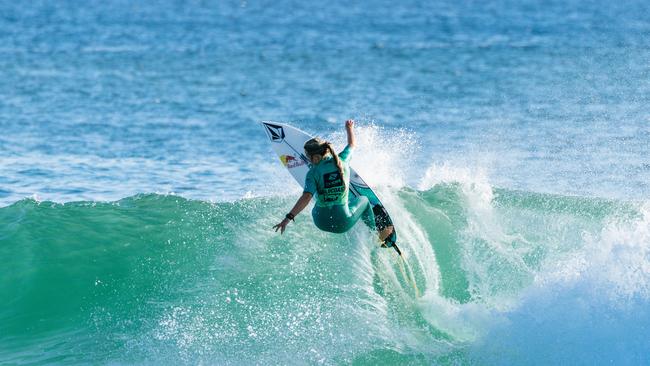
[285,213,295,221]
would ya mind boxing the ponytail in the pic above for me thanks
[325,142,346,188]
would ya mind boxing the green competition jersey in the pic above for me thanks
[304,145,353,207]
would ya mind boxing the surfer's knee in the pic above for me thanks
[349,195,369,213]
[358,195,369,206]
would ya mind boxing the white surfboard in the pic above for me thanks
[261,121,399,252]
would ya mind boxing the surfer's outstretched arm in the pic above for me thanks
[345,120,355,148]
[273,192,312,234]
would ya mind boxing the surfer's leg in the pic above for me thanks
[348,196,375,230]
[312,205,349,233]
[312,199,377,234]
[349,197,393,245]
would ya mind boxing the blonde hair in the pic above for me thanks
[304,138,345,186]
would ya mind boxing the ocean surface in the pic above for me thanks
[1,0,650,364]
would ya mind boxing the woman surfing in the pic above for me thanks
[273,120,396,248]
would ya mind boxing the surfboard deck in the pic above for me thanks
[261,121,398,252]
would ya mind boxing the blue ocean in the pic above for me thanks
[2,0,650,364]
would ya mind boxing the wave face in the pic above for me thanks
[2,185,649,364]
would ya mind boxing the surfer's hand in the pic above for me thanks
[345,120,355,147]
[273,218,290,234]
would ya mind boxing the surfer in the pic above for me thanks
[273,120,394,245]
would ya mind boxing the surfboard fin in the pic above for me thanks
[392,243,402,256]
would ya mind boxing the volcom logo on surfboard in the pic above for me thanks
[263,123,285,143]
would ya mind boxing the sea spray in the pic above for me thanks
[470,201,650,365]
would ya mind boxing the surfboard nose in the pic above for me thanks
[261,122,285,143]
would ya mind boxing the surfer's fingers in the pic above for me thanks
[273,222,286,234]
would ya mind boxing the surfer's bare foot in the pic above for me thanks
[378,225,394,242]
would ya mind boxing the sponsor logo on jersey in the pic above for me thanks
[323,171,343,188]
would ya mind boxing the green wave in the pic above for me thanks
[0,188,641,364]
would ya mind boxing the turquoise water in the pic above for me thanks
[2,190,649,364]
[2,0,650,364]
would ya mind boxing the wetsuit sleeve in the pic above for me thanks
[304,170,317,195]
[339,145,353,163]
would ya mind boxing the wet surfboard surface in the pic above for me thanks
[261,121,397,249]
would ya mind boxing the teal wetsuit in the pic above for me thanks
[304,145,375,233]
